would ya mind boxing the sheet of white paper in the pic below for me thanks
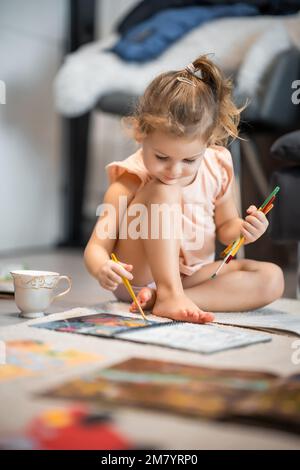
[118,322,271,354]
[213,308,300,336]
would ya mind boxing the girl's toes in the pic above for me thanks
[200,311,214,323]
[195,312,205,323]
[129,302,138,312]
[138,287,152,304]
[185,310,198,322]
[129,287,155,312]
[180,310,189,320]
[187,310,196,320]
[204,312,215,322]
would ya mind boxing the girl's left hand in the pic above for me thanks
[241,205,269,244]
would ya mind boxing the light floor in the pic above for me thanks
[0,249,299,449]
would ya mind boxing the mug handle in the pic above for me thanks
[53,275,72,300]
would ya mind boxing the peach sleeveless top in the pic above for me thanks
[106,145,234,276]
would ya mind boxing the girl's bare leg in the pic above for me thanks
[114,179,213,323]
[183,259,284,311]
[131,259,285,313]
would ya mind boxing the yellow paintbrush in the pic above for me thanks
[111,253,148,322]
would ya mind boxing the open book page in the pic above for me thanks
[213,308,300,335]
[119,322,271,354]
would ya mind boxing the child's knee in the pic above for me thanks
[143,179,182,204]
[259,263,285,303]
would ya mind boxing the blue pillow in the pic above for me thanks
[112,4,258,62]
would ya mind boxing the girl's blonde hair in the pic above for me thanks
[127,54,244,146]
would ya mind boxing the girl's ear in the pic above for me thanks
[134,128,144,143]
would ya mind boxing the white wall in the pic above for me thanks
[97,0,140,38]
[0,0,67,252]
[85,0,140,219]
[0,0,142,250]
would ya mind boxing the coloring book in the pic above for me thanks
[32,312,271,354]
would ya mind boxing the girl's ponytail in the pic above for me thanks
[189,55,244,144]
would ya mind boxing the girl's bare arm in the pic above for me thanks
[214,188,243,246]
[84,172,141,278]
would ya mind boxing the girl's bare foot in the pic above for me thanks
[130,287,214,324]
[129,287,157,312]
[153,293,214,324]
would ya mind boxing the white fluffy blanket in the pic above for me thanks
[54,14,300,117]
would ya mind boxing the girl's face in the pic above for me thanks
[141,130,207,186]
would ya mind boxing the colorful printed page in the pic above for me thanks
[32,313,167,337]
[33,312,270,354]
[213,308,300,336]
[233,377,300,433]
[42,358,278,421]
[0,340,101,382]
[42,358,300,434]
[0,406,132,450]
[119,322,271,354]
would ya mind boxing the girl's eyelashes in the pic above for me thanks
[155,155,168,161]
[155,154,197,164]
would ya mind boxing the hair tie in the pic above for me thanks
[185,63,203,80]
[176,63,204,87]
[176,77,196,87]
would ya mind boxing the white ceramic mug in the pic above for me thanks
[10,270,72,318]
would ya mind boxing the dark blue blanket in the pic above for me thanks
[112,4,259,63]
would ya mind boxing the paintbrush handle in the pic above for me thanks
[111,253,148,322]
[212,187,279,279]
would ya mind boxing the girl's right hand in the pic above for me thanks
[97,259,133,291]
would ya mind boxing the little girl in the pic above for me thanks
[84,55,284,323]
